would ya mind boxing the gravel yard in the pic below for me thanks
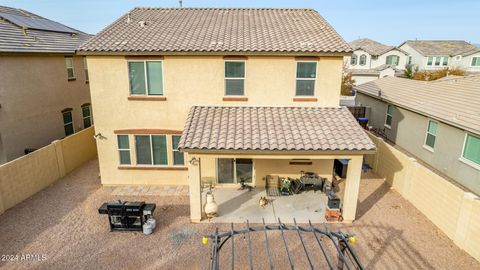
[0,160,478,269]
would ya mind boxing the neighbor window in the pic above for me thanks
[385,104,393,128]
[427,57,433,66]
[442,56,448,66]
[135,135,168,165]
[62,110,74,136]
[408,55,412,65]
[386,55,399,65]
[65,57,75,80]
[117,135,131,165]
[471,57,480,67]
[424,120,438,149]
[83,57,89,83]
[359,54,367,66]
[350,54,357,65]
[128,61,163,95]
[295,62,317,96]
[462,134,480,167]
[81,104,92,128]
[172,135,184,165]
[224,61,245,96]
[428,56,448,66]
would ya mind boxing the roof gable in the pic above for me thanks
[349,38,394,56]
[79,7,352,54]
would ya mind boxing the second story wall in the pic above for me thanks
[88,55,343,132]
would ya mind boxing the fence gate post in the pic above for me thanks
[52,140,66,178]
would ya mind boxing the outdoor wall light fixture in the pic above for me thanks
[189,157,199,166]
[93,133,107,140]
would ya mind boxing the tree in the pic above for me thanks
[341,72,355,96]
[403,64,418,79]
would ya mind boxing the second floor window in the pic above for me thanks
[350,54,357,65]
[386,55,399,65]
[62,110,74,136]
[472,57,480,67]
[83,57,89,83]
[225,61,245,96]
[296,62,317,96]
[135,135,168,165]
[82,104,92,128]
[128,61,163,96]
[359,54,367,66]
[65,57,75,80]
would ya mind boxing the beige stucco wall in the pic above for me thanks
[0,127,97,215]
[0,54,91,163]
[88,55,344,186]
[366,132,480,262]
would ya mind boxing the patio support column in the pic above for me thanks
[342,155,363,222]
[187,155,203,223]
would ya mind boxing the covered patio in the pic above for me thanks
[179,106,376,223]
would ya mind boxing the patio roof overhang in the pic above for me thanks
[178,106,376,155]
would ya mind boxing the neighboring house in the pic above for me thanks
[78,7,375,222]
[399,40,480,73]
[345,38,407,85]
[0,6,92,164]
[354,76,480,195]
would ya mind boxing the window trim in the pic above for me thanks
[62,110,75,136]
[127,60,165,96]
[423,119,438,152]
[471,56,480,67]
[295,61,317,97]
[81,104,93,128]
[359,54,367,66]
[459,133,480,170]
[134,134,168,166]
[117,135,131,165]
[224,60,246,96]
[65,56,75,80]
[172,135,185,166]
[384,104,393,129]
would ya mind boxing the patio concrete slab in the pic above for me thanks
[203,188,327,223]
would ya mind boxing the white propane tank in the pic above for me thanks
[143,221,153,235]
[147,217,156,230]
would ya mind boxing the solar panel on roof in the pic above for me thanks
[0,12,76,33]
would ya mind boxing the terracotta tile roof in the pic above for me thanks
[0,6,91,53]
[354,75,480,134]
[349,38,396,56]
[78,7,352,54]
[179,106,375,152]
[402,40,478,56]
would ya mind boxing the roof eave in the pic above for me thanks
[76,50,352,57]
[179,148,377,155]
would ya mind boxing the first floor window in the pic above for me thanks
[472,57,480,67]
[427,56,433,66]
[117,135,131,165]
[385,104,393,128]
[82,104,92,128]
[65,57,75,80]
[62,110,74,136]
[296,62,317,96]
[225,61,245,96]
[135,135,167,165]
[386,55,399,65]
[172,135,184,165]
[462,134,480,166]
[442,56,448,66]
[359,54,367,66]
[128,61,163,95]
[424,120,438,149]
[350,54,357,65]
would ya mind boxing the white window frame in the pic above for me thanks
[459,133,480,170]
[386,55,399,65]
[134,134,168,166]
[117,135,131,165]
[350,54,357,65]
[127,60,165,96]
[426,56,433,66]
[65,57,75,80]
[471,57,480,67]
[81,104,93,128]
[423,120,437,152]
[359,54,367,66]
[224,60,246,96]
[83,56,89,83]
[295,61,317,97]
[384,104,393,129]
[172,135,184,166]
[62,110,75,136]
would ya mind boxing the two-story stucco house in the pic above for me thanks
[399,40,480,73]
[0,6,92,164]
[79,7,375,222]
[355,76,480,195]
[345,38,407,85]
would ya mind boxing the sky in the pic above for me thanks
[1,0,479,45]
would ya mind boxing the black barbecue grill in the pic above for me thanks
[98,200,156,231]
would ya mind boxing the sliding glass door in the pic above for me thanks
[217,158,253,184]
